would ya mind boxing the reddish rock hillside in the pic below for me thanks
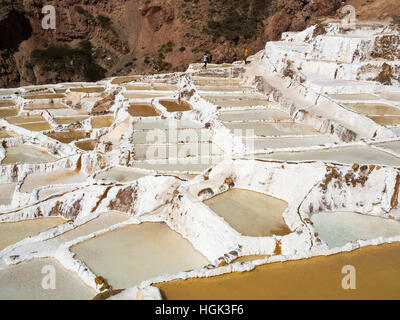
[0,0,397,88]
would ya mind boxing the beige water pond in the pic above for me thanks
[125,84,153,90]
[71,223,209,289]
[0,218,65,250]
[0,108,18,118]
[91,115,114,129]
[225,122,319,137]
[0,259,95,300]
[2,146,58,164]
[54,115,90,125]
[369,116,400,126]
[0,100,15,108]
[256,146,400,166]
[54,212,129,243]
[128,103,161,117]
[153,84,179,91]
[123,92,168,99]
[157,242,400,300]
[24,102,67,110]
[0,129,19,138]
[7,115,52,131]
[379,92,400,102]
[328,93,380,101]
[160,100,192,112]
[204,189,290,237]
[95,167,148,182]
[21,170,87,193]
[70,87,105,93]
[111,75,142,85]
[220,109,292,122]
[344,103,400,116]
[0,182,17,206]
[23,93,65,100]
[311,211,400,248]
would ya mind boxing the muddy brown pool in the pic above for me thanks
[156,242,400,300]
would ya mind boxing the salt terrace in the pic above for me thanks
[1,21,400,300]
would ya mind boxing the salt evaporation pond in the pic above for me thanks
[0,259,95,300]
[344,103,400,116]
[225,122,319,137]
[311,211,400,248]
[54,116,89,125]
[2,146,58,164]
[204,189,290,237]
[0,182,17,205]
[159,100,192,112]
[132,158,221,173]
[220,109,292,122]
[95,167,148,182]
[156,242,400,300]
[256,146,400,166]
[91,115,114,129]
[21,170,87,193]
[0,218,65,250]
[71,223,209,289]
[54,212,129,243]
[128,103,161,117]
[243,136,336,150]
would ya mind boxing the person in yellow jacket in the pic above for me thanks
[244,48,249,64]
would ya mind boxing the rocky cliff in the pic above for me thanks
[0,0,397,88]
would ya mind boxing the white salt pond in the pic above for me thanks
[0,183,17,205]
[2,146,58,164]
[132,129,212,144]
[204,189,290,237]
[256,146,400,166]
[243,136,336,151]
[132,158,221,173]
[134,143,223,161]
[374,141,400,154]
[220,109,292,122]
[71,223,209,289]
[0,218,65,251]
[21,170,87,193]
[0,259,95,300]
[54,212,130,243]
[311,211,400,248]
[225,122,319,137]
[133,119,203,131]
[95,167,149,182]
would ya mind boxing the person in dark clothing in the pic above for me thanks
[202,53,208,69]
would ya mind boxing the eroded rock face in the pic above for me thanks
[0,0,345,88]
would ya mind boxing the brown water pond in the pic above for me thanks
[160,100,192,112]
[128,103,161,117]
[156,242,400,300]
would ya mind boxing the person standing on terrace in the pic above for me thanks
[244,48,249,64]
[202,53,208,69]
